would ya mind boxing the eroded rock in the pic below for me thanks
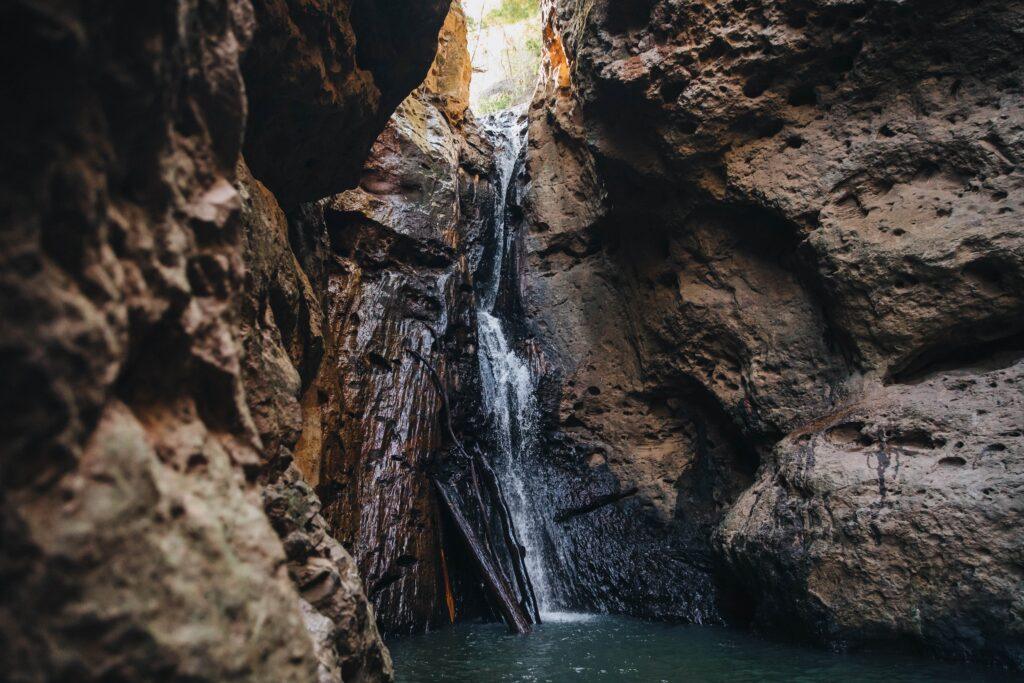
[719,357,1024,666]
[288,2,498,634]
[0,1,322,679]
[243,0,453,205]
[1,0,457,678]
[518,0,1024,662]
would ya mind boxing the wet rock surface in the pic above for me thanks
[519,0,1024,665]
[237,160,394,680]
[286,2,507,635]
[3,0,1023,675]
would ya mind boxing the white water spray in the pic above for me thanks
[474,112,561,616]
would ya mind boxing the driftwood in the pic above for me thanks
[475,453,542,623]
[404,345,498,557]
[554,487,639,522]
[431,479,532,634]
[404,344,534,634]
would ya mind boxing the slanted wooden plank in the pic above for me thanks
[432,476,532,634]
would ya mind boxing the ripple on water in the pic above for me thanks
[538,612,596,624]
[388,615,1017,683]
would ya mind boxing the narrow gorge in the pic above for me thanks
[2,0,1023,681]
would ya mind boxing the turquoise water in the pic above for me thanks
[389,613,1017,682]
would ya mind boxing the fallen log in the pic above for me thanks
[432,477,532,634]
[475,453,542,623]
[554,487,639,523]
[404,343,534,634]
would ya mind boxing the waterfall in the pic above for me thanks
[474,111,563,618]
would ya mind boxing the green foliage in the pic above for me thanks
[483,0,539,27]
[477,91,515,114]
[467,0,543,114]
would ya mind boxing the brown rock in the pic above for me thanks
[274,2,502,636]
[1,0,458,677]
[294,96,493,634]
[243,0,453,206]
[718,356,1024,665]
[0,1,321,679]
[237,159,394,679]
[517,0,1024,662]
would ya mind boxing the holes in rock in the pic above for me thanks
[886,330,1024,384]
[825,421,872,447]
[962,258,1008,295]
[186,452,209,472]
[879,124,896,137]
[984,443,1007,453]
[938,456,967,467]
[586,386,601,396]
[787,84,817,106]
[731,114,784,138]
[563,414,586,428]
[890,429,944,450]
[742,73,773,98]
[660,78,687,103]
[785,134,805,149]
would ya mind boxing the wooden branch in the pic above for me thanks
[404,342,535,633]
[475,453,542,623]
[554,487,639,523]
[432,477,532,634]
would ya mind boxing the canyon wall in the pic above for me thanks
[2,0,1022,676]
[522,0,1024,666]
[282,2,506,634]
[0,0,452,679]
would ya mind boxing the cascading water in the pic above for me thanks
[474,111,575,620]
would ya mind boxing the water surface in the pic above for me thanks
[389,613,1016,682]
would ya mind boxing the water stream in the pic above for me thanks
[474,112,564,617]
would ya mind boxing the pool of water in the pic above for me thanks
[389,613,1016,682]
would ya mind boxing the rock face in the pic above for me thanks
[0,2,320,680]
[0,0,452,679]
[520,0,1024,665]
[243,0,453,206]
[718,356,1024,665]
[237,160,394,681]
[288,2,506,634]
[3,0,1023,674]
